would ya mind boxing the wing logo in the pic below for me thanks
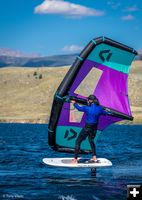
[99,50,112,62]
[64,128,77,141]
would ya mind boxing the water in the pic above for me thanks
[0,123,141,200]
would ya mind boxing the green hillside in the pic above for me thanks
[0,61,142,124]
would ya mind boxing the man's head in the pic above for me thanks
[87,95,99,105]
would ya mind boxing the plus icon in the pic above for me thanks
[127,185,142,200]
[130,188,139,197]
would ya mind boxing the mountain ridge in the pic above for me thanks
[0,47,141,67]
[0,54,77,67]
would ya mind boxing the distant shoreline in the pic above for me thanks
[0,121,141,125]
[0,118,46,124]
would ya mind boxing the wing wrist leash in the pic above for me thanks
[48,36,137,153]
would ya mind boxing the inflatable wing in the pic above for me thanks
[48,36,137,153]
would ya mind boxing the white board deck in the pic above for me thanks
[43,157,112,168]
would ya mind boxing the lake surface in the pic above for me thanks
[0,123,142,200]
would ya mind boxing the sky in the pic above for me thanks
[0,0,142,56]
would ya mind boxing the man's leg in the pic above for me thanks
[88,125,97,161]
[71,128,87,164]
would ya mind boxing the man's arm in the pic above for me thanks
[71,100,87,112]
[74,103,87,112]
[101,107,112,115]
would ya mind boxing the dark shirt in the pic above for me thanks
[74,103,108,124]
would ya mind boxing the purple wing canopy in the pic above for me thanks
[48,37,137,153]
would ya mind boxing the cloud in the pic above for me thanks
[123,5,139,12]
[137,49,142,55]
[34,0,105,18]
[0,48,41,58]
[61,44,83,53]
[121,14,135,21]
[107,1,121,9]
